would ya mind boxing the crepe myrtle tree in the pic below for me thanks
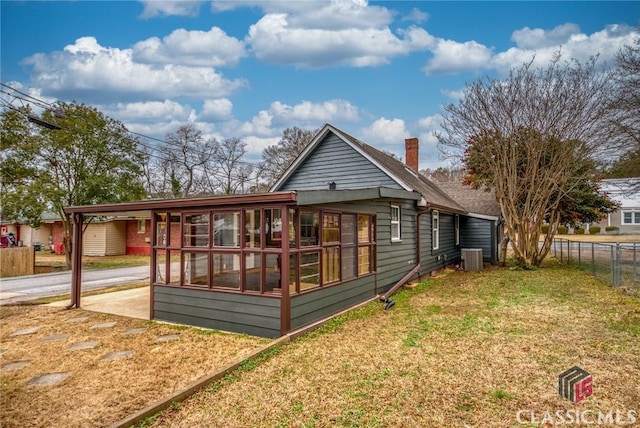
[437,53,618,267]
[1,102,146,269]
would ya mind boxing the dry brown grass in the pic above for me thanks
[145,263,640,428]
[0,305,268,428]
[546,233,639,243]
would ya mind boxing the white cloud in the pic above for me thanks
[243,135,281,155]
[244,1,433,68]
[511,23,581,49]
[441,88,464,100]
[23,37,248,103]
[402,7,429,24]
[201,98,233,120]
[423,39,493,74]
[139,0,204,18]
[100,100,195,123]
[417,114,443,131]
[269,99,359,124]
[132,27,246,67]
[360,117,409,146]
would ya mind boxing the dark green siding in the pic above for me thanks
[419,212,461,274]
[291,276,375,329]
[460,216,497,263]
[279,134,402,191]
[154,286,281,338]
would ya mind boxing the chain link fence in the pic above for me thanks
[552,238,639,292]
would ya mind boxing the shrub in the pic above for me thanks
[541,225,550,234]
[589,226,601,234]
[605,226,620,233]
[574,227,585,235]
[557,225,569,234]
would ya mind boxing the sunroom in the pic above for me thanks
[65,189,403,338]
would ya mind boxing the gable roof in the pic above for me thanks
[272,124,466,213]
[435,181,502,218]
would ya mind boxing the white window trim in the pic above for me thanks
[137,219,146,233]
[432,210,439,250]
[391,205,401,242]
[621,209,640,225]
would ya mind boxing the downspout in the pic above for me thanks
[379,207,429,310]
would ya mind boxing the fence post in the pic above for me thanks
[560,239,563,261]
[610,245,615,286]
[578,242,581,266]
[613,244,622,287]
[568,240,571,263]
[591,243,595,277]
[634,243,637,284]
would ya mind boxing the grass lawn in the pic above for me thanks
[35,253,150,270]
[144,262,640,427]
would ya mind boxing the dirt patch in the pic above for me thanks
[0,305,269,428]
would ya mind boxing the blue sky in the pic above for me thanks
[1,1,639,169]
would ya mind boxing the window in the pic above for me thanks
[153,207,375,294]
[622,210,640,225]
[391,205,401,241]
[137,219,146,233]
[341,214,357,281]
[455,215,460,246]
[184,213,209,247]
[244,209,261,248]
[301,211,319,246]
[357,214,374,275]
[432,210,439,250]
[214,212,240,247]
[184,252,208,286]
[211,253,239,288]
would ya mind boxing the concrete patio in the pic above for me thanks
[47,286,150,320]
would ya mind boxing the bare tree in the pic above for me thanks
[158,124,218,197]
[213,137,252,195]
[260,126,318,187]
[607,36,640,186]
[437,54,617,267]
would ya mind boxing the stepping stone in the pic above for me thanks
[122,328,147,336]
[10,327,39,336]
[66,316,89,323]
[155,334,180,343]
[28,372,70,386]
[90,321,117,329]
[101,350,133,361]
[40,334,70,343]
[1,361,31,372]
[68,341,100,351]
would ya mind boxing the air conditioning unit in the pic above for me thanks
[461,248,483,271]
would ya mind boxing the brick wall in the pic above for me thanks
[126,219,151,255]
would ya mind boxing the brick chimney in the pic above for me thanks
[405,137,419,173]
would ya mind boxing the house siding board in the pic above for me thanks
[372,199,419,294]
[83,223,107,256]
[460,216,496,263]
[290,277,374,329]
[280,134,402,191]
[105,221,126,256]
[153,285,281,338]
[419,212,461,275]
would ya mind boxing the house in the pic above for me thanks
[593,178,640,234]
[434,181,503,264]
[64,124,499,338]
[1,214,152,255]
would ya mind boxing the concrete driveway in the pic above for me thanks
[47,286,150,320]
